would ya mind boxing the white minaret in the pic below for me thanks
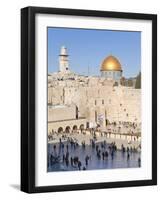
[59,46,70,73]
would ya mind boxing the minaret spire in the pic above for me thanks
[59,46,70,73]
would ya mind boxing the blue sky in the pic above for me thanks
[48,27,141,78]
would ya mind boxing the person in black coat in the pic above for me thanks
[78,160,82,170]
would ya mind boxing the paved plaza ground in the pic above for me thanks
[47,132,141,172]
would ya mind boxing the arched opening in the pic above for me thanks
[65,126,71,133]
[79,124,84,132]
[58,127,63,133]
[73,125,77,131]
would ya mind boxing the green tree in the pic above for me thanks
[135,72,141,89]
[128,79,133,87]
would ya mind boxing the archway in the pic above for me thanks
[65,126,71,133]
[73,125,77,131]
[58,127,63,133]
[79,124,84,132]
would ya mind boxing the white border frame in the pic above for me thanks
[35,14,152,187]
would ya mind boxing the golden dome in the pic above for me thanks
[100,55,122,71]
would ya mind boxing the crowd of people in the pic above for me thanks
[106,121,141,135]
[48,135,141,171]
[48,121,141,171]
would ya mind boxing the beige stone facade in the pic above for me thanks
[48,48,141,134]
[48,73,141,134]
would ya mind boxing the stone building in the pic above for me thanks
[100,55,122,83]
[48,46,141,134]
[59,46,70,73]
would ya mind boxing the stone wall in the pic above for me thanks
[48,75,141,129]
[48,104,76,122]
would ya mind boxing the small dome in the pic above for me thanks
[100,55,122,71]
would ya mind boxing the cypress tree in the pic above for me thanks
[135,72,141,89]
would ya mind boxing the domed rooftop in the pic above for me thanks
[100,55,122,71]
